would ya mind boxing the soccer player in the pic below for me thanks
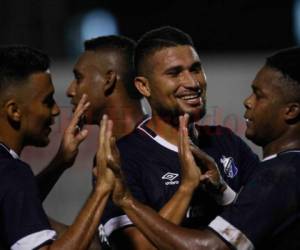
[65,34,145,248]
[0,45,115,250]
[66,35,145,139]
[102,46,300,250]
[99,26,259,249]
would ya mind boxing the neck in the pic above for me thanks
[263,128,300,158]
[0,132,23,155]
[146,114,180,146]
[105,98,144,140]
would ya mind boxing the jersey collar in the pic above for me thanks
[262,149,300,162]
[137,117,178,152]
[0,143,20,159]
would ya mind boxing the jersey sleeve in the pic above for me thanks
[209,161,298,249]
[1,160,55,249]
[234,133,260,186]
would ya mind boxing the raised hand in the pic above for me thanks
[179,113,225,193]
[108,136,132,206]
[178,113,202,190]
[189,143,225,192]
[56,94,90,168]
[94,115,115,193]
[36,94,90,201]
[94,115,131,206]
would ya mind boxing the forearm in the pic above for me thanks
[159,184,194,224]
[113,183,195,250]
[121,197,229,250]
[47,187,109,250]
[49,218,102,250]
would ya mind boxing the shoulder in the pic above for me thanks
[268,152,300,175]
[0,158,35,191]
[194,125,238,140]
[117,127,156,155]
[192,124,248,150]
[262,152,300,171]
[256,153,300,187]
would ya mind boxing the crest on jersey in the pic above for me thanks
[220,155,238,178]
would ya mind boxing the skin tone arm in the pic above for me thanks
[48,218,101,250]
[158,115,202,223]
[36,94,90,201]
[117,197,229,250]
[105,114,229,250]
[109,115,203,249]
[38,114,115,250]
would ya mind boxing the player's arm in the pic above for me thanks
[158,114,203,223]
[189,143,236,206]
[105,118,229,250]
[37,115,114,250]
[109,114,234,249]
[36,94,90,201]
[48,218,101,250]
[120,196,229,250]
[109,115,203,249]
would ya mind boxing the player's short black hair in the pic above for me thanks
[84,35,142,99]
[266,47,300,84]
[0,45,50,90]
[134,26,194,75]
[266,47,300,102]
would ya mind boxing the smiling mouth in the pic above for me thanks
[177,90,202,105]
[181,93,200,100]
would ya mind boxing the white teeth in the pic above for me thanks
[181,95,198,100]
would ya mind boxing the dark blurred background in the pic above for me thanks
[0,0,297,58]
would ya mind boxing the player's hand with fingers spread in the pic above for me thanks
[55,94,90,168]
[178,113,202,190]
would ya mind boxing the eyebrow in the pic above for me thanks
[164,65,183,74]
[190,61,202,70]
[43,91,54,100]
[251,85,266,96]
[164,61,202,74]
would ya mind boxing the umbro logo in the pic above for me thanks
[162,172,179,185]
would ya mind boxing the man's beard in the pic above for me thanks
[153,102,207,127]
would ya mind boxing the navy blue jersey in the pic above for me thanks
[0,144,55,249]
[100,118,259,241]
[209,150,300,250]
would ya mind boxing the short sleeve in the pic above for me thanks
[0,160,55,249]
[209,163,298,249]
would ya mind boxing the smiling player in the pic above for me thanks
[99,26,259,249]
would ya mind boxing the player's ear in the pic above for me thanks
[134,76,151,97]
[104,70,117,96]
[284,102,300,122]
[4,99,22,122]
